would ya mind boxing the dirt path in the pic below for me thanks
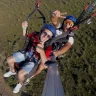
[0,53,15,96]
[0,70,15,96]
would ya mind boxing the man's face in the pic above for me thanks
[63,19,74,30]
[40,29,53,43]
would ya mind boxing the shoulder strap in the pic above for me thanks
[45,30,70,47]
[68,31,74,37]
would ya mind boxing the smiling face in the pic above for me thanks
[40,29,53,43]
[63,19,74,31]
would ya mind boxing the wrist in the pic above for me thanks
[22,27,27,30]
[57,50,61,56]
[40,51,46,57]
[40,50,45,54]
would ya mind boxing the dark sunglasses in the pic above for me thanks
[42,31,52,39]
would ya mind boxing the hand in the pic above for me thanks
[52,10,67,19]
[22,21,28,30]
[36,43,44,53]
[53,51,60,57]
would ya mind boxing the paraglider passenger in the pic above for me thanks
[4,21,56,93]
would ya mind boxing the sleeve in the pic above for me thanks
[68,37,74,45]
[56,23,62,28]
[45,46,53,58]
[27,32,35,39]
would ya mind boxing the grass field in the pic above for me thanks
[0,0,96,96]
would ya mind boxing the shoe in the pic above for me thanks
[4,70,16,77]
[13,83,22,93]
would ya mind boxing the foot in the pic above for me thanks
[13,83,22,93]
[4,70,16,77]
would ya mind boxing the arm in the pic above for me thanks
[53,42,72,57]
[51,10,67,28]
[26,44,48,80]
[22,21,28,37]
[40,50,48,64]
[36,43,48,64]
[51,12,60,27]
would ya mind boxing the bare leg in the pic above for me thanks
[13,69,27,93]
[18,69,27,85]
[7,56,16,72]
[24,63,48,85]
[32,63,48,77]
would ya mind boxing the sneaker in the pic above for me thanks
[4,70,16,77]
[13,83,22,93]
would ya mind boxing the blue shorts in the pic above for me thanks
[13,52,35,74]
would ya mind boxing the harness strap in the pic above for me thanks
[74,1,96,29]
[26,0,46,24]
[45,30,71,47]
[76,3,89,24]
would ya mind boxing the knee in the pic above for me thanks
[18,70,26,79]
[18,71,23,79]
[39,65,45,71]
[7,56,15,64]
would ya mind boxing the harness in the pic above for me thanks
[45,28,74,51]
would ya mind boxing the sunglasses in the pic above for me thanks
[64,20,74,27]
[42,31,52,39]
